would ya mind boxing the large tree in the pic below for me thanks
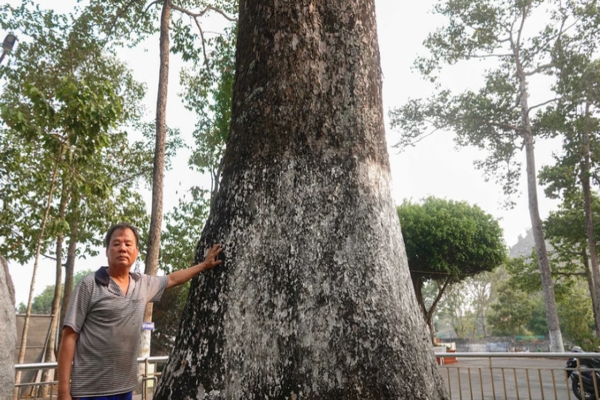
[397,197,506,340]
[155,0,448,398]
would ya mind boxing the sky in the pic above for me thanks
[6,0,565,306]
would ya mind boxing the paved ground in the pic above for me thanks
[439,357,575,400]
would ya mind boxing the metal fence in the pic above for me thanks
[11,352,600,400]
[438,352,595,400]
[13,356,169,400]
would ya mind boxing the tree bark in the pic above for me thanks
[580,102,600,337]
[513,34,564,352]
[139,0,171,366]
[155,1,448,398]
[0,256,16,400]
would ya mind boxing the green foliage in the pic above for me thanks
[0,3,149,264]
[389,0,599,206]
[0,3,190,268]
[488,283,535,338]
[526,296,549,336]
[558,281,595,346]
[160,187,211,274]
[542,193,600,285]
[397,197,506,282]
[181,25,236,196]
[505,253,573,300]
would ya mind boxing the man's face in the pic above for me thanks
[106,228,139,269]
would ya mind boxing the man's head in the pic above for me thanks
[105,223,140,269]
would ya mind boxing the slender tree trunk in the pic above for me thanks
[15,145,62,386]
[40,185,68,396]
[580,102,600,337]
[59,212,79,342]
[581,250,599,332]
[155,1,448,398]
[513,38,564,352]
[139,0,171,377]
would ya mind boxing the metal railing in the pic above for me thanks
[13,356,169,400]
[437,352,598,400]
[11,352,600,400]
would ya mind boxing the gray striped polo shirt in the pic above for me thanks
[63,267,168,397]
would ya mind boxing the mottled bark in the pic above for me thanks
[139,0,171,364]
[155,0,448,398]
[512,34,564,353]
[0,256,16,400]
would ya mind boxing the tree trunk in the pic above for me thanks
[155,1,448,398]
[514,43,564,352]
[582,250,598,333]
[580,102,600,337]
[40,185,68,396]
[15,145,62,386]
[139,0,171,376]
[411,275,436,343]
[59,213,79,342]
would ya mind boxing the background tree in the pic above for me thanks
[536,21,600,334]
[155,0,449,397]
[397,197,506,340]
[542,194,600,329]
[0,3,180,389]
[151,25,236,355]
[83,0,237,363]
[436,282,476,339]
[180,24,236,199]
[557,281,595,347]
[388,0,600,353]
[488,283,535,342]
[0,6,130,379]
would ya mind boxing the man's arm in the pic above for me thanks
[57,326,78,400]
[167,243,222,289]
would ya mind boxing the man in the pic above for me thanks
[57,222,222,400]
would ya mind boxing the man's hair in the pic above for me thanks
[105,223,140,249]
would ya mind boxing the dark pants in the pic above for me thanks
[76,393,132,400]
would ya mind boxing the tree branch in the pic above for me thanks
[515,5,528,54]
[466,53,513,59]
[528,98,559,113]
[393,126,445,149]
[525,63,554,76]
[144,0,164,14]
[170,4,236,74]
[171,4,236,22]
